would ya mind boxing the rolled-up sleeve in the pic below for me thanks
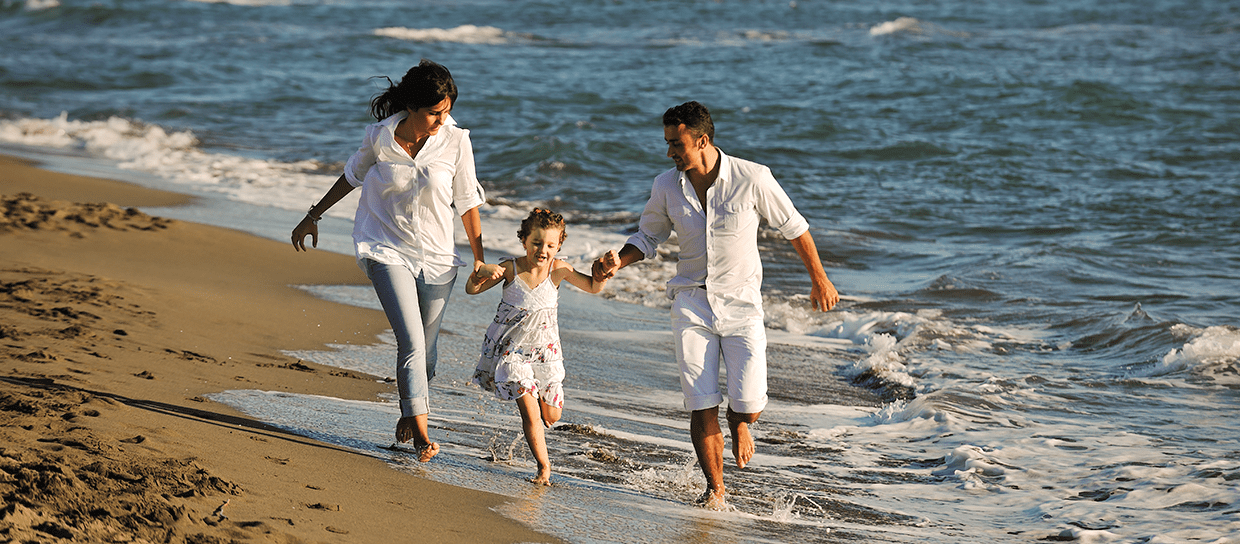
[451,130,486,213]
[344,127,378,188]
[754,167,809,240]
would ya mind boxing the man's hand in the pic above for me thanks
[789,231,838,311]
[601,250,620,271]
[592,250,621,282]
[811,276,840,311]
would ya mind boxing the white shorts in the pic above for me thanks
[671,288,768,414]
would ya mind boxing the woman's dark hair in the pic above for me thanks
[369,59,458,121]
[662,101,714,142]
[518,208,567,244]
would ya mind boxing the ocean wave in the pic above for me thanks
[932,445,1008,488]
[21,0,58,10]
[736,29,792,42]
[870,17,922,36]
[374,25,512,45]
[0,113,352,218]
[1133,325,1240,378]
[869,17,970,39]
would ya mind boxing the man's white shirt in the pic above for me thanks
[626,149,809,329]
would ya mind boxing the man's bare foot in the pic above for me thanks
[731,421,755,469]
[415,442,439,462]
[695,489,728,510]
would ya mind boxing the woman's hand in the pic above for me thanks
[291,215,319,251]
[292,174,356,252]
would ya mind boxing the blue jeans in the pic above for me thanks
[364,259,456,417]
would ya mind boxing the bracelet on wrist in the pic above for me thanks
[306,206,321,225]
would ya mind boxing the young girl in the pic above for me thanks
[466,208,618,485]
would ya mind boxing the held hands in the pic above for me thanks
[592,250,621,283]
[465,261,504,295]
[291,215,318,252]
[473,262,505,282]
[469,261,505,287]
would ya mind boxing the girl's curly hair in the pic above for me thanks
[518,208,567,244]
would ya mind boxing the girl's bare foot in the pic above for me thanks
[529,462,552,485]
[415,442,439,462]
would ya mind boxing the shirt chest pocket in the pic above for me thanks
[717,202,755,232]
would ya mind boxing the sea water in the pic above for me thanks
[2,0,1239,541]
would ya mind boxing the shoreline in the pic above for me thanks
[0,155,561,543]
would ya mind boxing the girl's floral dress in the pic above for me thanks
[472,268,565,408]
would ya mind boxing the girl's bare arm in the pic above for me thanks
[467,260,510,295]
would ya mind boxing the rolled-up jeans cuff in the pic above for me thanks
[400,397,430,417]
[683,392,723,412]
[728,395,768,415]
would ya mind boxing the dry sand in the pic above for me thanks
[0,155,561,543]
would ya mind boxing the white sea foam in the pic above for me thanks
[374,25,512,45]
[737,30,791,42]
[0,113,360,217]
[1141,325,1240,378]
[22,0,59,10]
[868,17,969,39]
[810,392,1240,541]
[870,17,922,36]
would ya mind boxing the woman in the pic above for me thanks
[291,59,502,462]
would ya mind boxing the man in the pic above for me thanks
[593,101,839,507]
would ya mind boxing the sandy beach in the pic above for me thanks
[0,155,560,543]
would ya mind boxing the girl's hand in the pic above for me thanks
[601,250,620,274]
[474,263,505,282]
[466,262,506,294]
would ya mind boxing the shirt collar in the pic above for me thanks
[715,148,732,185]
[378,112,458,158]
[381,111,458,129]
[676,147,732,187]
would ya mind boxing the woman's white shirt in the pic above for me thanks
[344,112,486,284]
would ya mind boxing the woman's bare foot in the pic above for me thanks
[396,415,437,461]
[730,420,755,469]
[395,416,417,443]
[415,442,439,462]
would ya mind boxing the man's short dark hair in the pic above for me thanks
[663,101,714,142]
